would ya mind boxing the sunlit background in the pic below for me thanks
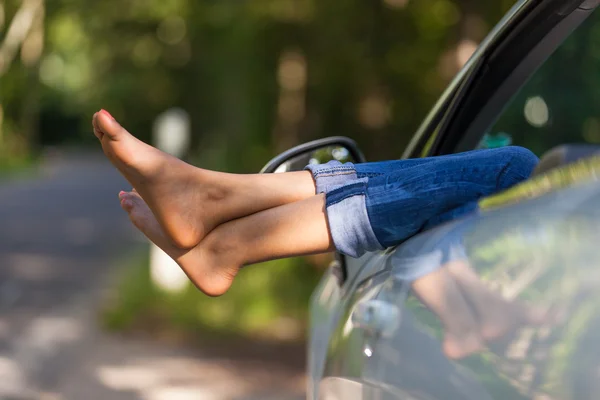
[2,0,600,398]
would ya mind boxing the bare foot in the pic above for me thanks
[93,110,314,249]
[95,110,218,248]
[443,331,484,360]
[119,190,240,296]
[446,260,546,342]
[411,268,485,359]
[477,296,545,343]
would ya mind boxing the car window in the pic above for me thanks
[481,8,600,156]
[374,164,600,399]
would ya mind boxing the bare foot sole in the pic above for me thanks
[479,300,547,342]
[94,110,224,248]
[446,260,547,344]
[119,190,239,296]
[94,110,316,249]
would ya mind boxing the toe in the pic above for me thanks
[92,113,104,140]
[119,191,141,213]
[96,109,127,141]
[124,195,177,254]
[120,196,134,212]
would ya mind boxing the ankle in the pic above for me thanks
[201,223,244,273]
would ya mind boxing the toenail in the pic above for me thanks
[100,109,115,120]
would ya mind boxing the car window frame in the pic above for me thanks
[403,0,600,159]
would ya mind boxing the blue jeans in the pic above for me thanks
[306,147,539,257]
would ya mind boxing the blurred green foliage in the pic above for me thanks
[0,0,524,343]
[2,0,516,172]
[103,249,321,341]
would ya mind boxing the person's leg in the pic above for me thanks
[94,110,419,250]
[307,147,536,190]
[363,146,539,249]
[305,156,463,194]
[94,110,318,248]
[95,107,538,257]
[410,267,484,359]
[410,259,545,359]
[353,146,537,179]
[119,190,334,296]
[306,147,537,258]
[445,260,546,341]
[421,201,479,231]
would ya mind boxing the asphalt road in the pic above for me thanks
[0,151,304,400]
[0,151,137,398]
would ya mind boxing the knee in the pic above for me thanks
[498,146,539,189]
[506,146,539,172]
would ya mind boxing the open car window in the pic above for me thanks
[478,7,600,156]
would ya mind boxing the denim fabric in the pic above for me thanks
[365,147,538,248]
[352,152,474,178]
[305,161,357,194]
[307,146,539,258]
[325,179,384,257]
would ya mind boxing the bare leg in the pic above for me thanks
[446,260,545,341]
[93,110,316,248]
[120,191,334,296]
[411,268,484,359]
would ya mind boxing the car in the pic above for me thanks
[262,0,600,399]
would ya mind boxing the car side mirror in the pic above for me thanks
[260,136,366,174]
[260,136,366,285]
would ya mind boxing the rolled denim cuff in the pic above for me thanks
[325,178,384,258]
[305,161,358,194]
